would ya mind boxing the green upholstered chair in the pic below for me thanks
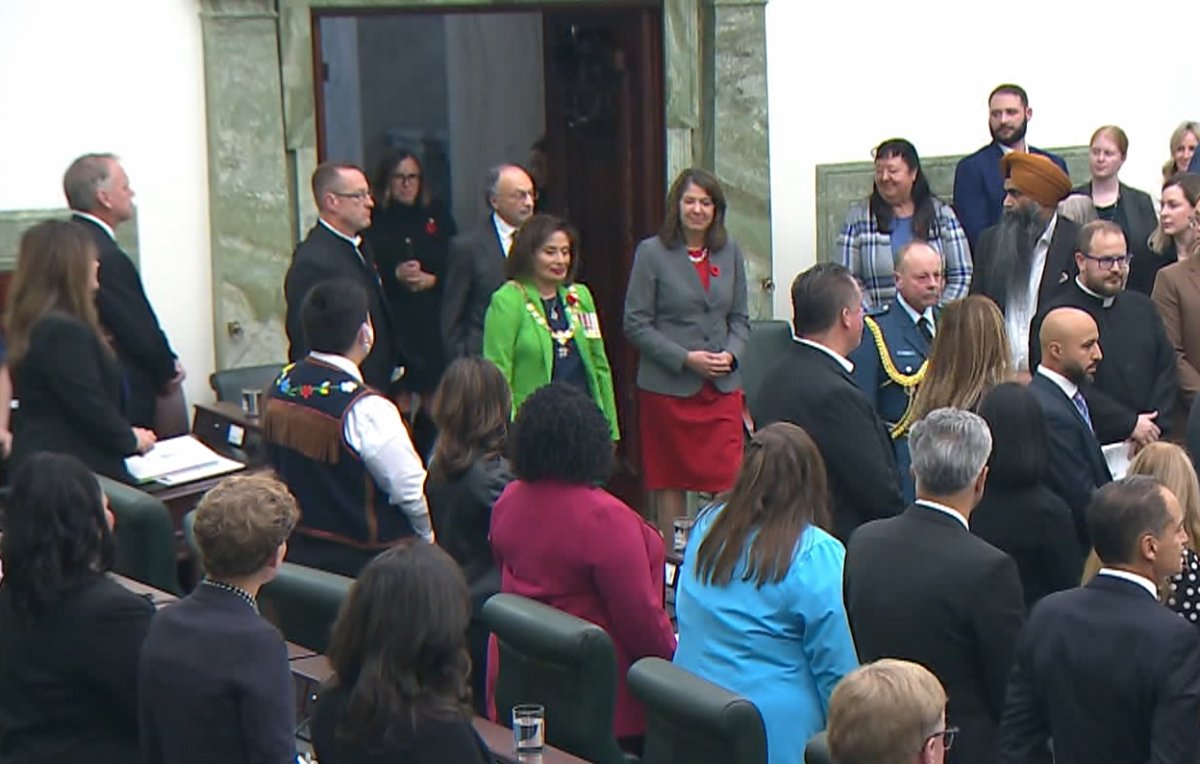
[208,363,284,404]
[96,475,180,595]
[804,731,832,764]
[627,657,767,764]
[482,593,629,764]
[741,320,794,430]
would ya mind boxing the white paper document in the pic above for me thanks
[1102,441,1131,480]
[124,435,244,486]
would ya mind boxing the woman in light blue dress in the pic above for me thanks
[673,422,859,764]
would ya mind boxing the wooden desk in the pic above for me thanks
[192,401,266,465]
[472,717,590,764]
[110,572,179,608]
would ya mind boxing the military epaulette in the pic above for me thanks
[865,303,890,318]
[863,315,928,440]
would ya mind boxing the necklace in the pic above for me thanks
[525,287,579,359]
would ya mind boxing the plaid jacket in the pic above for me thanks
[836,198,972,308]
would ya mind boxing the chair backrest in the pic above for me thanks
[804,731,832,764]
[96,476,180,594]
[482,593,628,764]
[740,320,794,429]
[208,363,285,403]
[627,657,767,764]
[154,386,190,438]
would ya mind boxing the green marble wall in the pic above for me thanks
[200,0,774,368]
[814,146,1092,265]
[0,209,139,271]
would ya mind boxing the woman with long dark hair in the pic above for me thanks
[425,356,514,713]
[673,422,858,764]
[1145,173,1200,298]
[312,541,490,763]
[837,138,972,307]
[0,452,155,761]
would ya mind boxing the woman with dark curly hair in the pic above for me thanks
[0,452,155,762]
[488,383,676,746]
[312,540,491,764]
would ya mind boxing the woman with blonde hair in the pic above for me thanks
[1163,122,1199,181]
[909,296,1012,422]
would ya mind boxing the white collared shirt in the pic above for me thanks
[1075,277,1116,309]
[895,293,936,337]
[794,337,854,374]
[493,213,518,256]
[1035,364,1079,401]
[308,352,433,542]
[1096,567,1158,598]
[915,499,969,530]
[72,211,116,241]
[318,218,365,262]
[1006,213,1058,371]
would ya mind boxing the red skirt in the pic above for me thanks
[639,384,744,493]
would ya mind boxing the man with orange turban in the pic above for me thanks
[969,152,1078,377]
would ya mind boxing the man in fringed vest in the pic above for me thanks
[264,278,433,577]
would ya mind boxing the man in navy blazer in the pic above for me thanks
[953,84,1068,250]
[1026,307,1112,546]
[998,477,1200,764]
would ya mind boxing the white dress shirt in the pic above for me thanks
[915,499,969,530]
[794,337,854,373]
[1096,567,1158,598]
[318,218,367,266]
[1035,364,1079,401]
[1006,213,1058,372]
[309,352,433,542]
[493,213,518,256]
[895,293,936,337]
[72,211,116,240]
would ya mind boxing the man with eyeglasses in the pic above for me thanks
[1029,220,1177,450]
[827,659,953,764]
[284,162,403,391]
[442,164,536,359]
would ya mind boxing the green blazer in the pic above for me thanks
[483,280,620,440]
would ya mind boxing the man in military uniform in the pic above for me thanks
[850,241,944,502]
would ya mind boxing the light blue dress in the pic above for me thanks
[673,504,859,764]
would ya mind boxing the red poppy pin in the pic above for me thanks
[566,292,580,307]
[300,384,313,399]
[425,218,438,236]
[710,265,721,278]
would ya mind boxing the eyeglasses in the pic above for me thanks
[1081,253,1133,269]
[923,726,958,752]
[331,190,372,201]
[392,173,421,184]
[506,189,537,202]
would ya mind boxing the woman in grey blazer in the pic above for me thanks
[623,168,750,536]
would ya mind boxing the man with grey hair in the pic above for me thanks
[845,407,1024,764]
[64,153,182,429]
[441,164,535,358]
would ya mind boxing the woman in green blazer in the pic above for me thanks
[483,214,619,440]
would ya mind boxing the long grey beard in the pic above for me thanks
[988,205,1046,309]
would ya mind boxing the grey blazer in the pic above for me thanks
[623,235,750,396]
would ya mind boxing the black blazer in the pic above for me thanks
[845,504,1025,764]
[285,222,402,391]
[441,218,506,359]
[1026,373,1113,546]
[999,574,1200,764]
[138,583,296,764]
[970,483,1083,609]
[750,341,903,541]
[74,214,178,429]
[970,215,1080,315]
[1072,181,1160,295]
[0,575,154,764]
[9,311,139,483]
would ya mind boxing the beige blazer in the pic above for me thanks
[1152,257,1200,433]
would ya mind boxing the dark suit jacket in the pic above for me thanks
[970,483,1083,609]
[1030,281,1178,443]
[751,341,903,541]
[999,574,1200,764]
[9,312,139,482]
[1072,181,1160,295]
[284,222,401,391]
[953,144,1068,250]
[1026,372,1112,545]
[845,504,1025,764]
[138,583,296,764]
[0,575,154,764]
[74,214,177,429]
[442,217,506,359]
[969,215,1080,316]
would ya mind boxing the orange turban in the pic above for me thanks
[1000,153,1072,209]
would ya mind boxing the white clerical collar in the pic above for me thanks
[318,218,362,248]
[72,211,116,241]
[895,293,935,335]
[309,351,364,383]
[914,499,969,530]
[1075,277,1116,308]
[1036,364,1079,400]
[493,213,518,255]
[1096,568,1158,598]
[794,337,854,373]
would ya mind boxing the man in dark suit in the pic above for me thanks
[63,153,182,429]
[998,477,1200,764]
[441,164,536,359]
[850,241,943,502]
[953,84,1068,250]
[1027,307,1112,545]
[845,408,1025,764]
[138,473,299,764]
[285,162,402,391]
[1030,221,1176,446]
[970,152,1077,377]
[752,263,903,540]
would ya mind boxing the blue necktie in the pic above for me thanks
[1072,391,1094,433]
